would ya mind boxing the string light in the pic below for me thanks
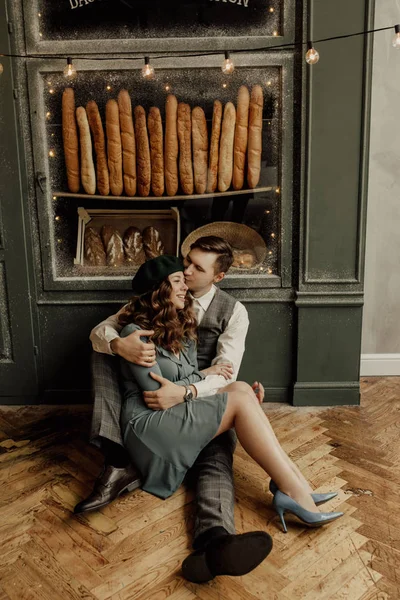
[0,63,3,76]
[392,25,400,49]
[222,51,235,75]
[49,88,54,94]
[55,215,61,221]
[273,31,278,37]
[142,56,155,80]
[106,85,112,91]
[46,111,51,119]
[305,42,320,65]
[63,57,77,79]
[49,149,55,157]
[269,7,274,12]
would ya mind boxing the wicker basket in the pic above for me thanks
[181,222,267,269]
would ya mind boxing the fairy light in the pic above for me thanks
[268,268,273,274]
[269,7,274,12]
[306,41,320,65]
[46,111,51,119]
[142,56,155,80]
[106,85,112,91]
[271,233,276,238]
[392,25,400,48]
[276,187,280,194]
[222,83,228,89]
[165,84,171,92]
[55,215,61,221]
[49,88,54,94]
[63,57,77,79]
[273,31,278,37]
[267,80,272,86]
[0,63,3,76]
[52,195,57,200]
[222,51,235,75]
[49,149,55,158]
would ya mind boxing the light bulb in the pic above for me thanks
[305,43,320,65]
[392,25,400,49]
[222,51,235,75]
[64,57,77,79]
[142,56,155,80]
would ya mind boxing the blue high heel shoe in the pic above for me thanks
[269,480,338,505]
[273,490,344,533]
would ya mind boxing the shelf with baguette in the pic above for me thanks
[52,186,276,202]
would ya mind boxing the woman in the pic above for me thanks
[119,255,343,533]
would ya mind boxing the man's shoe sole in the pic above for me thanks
[182,531,273,583]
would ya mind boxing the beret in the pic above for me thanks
[132,255,184,295]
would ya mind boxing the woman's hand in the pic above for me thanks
[252,381,265,404]
[201,363,234,380]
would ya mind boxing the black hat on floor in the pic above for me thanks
[132,255,184,296]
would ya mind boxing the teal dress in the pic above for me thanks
[119,323,229,499]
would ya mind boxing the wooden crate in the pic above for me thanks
[74,207,180,268]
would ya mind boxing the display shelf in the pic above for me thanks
[52,187,276,202]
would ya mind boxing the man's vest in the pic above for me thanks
[196,287,237,371]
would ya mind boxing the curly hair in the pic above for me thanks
[118,278,197,354]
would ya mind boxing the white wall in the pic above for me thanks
[361,0,400,375]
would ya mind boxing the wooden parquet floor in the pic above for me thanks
[0,377,399,599]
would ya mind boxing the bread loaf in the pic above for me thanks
[232,248,256,269]
[247,85,263,189]
[233,86,250,190]
[165,95,179,197]
[101,225,125,267]
[123,226,146,265]
[106,99,123,196]
[86,100,110,196]
[62,88,80,193]
[218,102,236,192]
[134,106,151,197]
[177,103,194,195]
[192,107,208,194]
[206,100,223,193]
[118,90,137,197]
[148,107,164,197]
[84,227,106,266]
[143,226,165,259]
[76,106,96,195]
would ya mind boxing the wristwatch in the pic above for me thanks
[183,386,194,402]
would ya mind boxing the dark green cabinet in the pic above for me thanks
[0,0,374,405]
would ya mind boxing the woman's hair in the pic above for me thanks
[118,278,197,354]
[190,235,234,274]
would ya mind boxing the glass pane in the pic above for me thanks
[36,0,282,40]
[42,66,282,281]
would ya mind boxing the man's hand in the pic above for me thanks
[201,363,234,380]
[252,381,265,404]
[143,372,188,410]
[110,330,156,366]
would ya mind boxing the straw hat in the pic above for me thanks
[181,222,267,269]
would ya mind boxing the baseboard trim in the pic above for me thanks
[293,382,360,406]
[360,354,400,376]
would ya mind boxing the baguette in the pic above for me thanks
[233,86,250,190]
[134,106,151,197]
[177,103,194,195]
[62,88,80,193]
[206,100,223,193]
[192,106,208,194]
[164,95,179,196]
[86,100,109,196]
[76,106,96,195]
[106,99,123,196]
[218,102,236,192]
[118,90,137,196]
[148,107,164,197]
[247,85,263,189]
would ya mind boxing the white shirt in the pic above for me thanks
[89,284,249,397]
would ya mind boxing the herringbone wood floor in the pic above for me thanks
[0,377,399,599]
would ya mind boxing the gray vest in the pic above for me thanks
[196,287,237,370]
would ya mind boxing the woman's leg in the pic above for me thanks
[214,383,319,513]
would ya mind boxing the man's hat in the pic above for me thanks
[131,255,184,296]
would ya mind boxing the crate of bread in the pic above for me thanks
[62,85,264,198]
[74,207,180,268]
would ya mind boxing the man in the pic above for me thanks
[76,236,272,583]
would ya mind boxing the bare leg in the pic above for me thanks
[215,383,319,513]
